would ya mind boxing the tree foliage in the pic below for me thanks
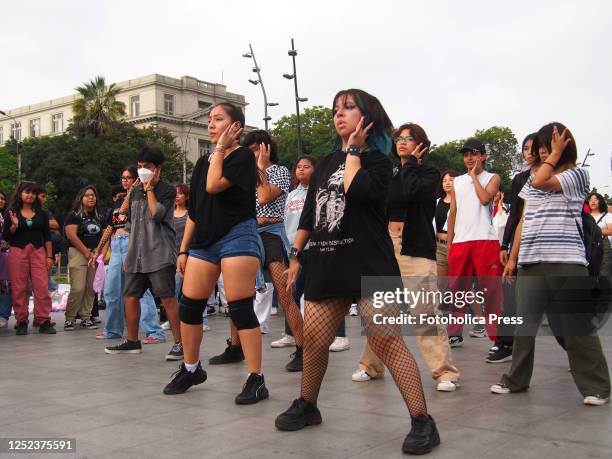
[71,76,126,137]
[270,106,336,168]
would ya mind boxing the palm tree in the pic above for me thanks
[72,76,126,136]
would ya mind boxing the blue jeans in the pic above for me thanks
[0,293,11,319]
[175,272,207,325]
[103,235,165,340]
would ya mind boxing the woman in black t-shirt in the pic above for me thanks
[64,186,102,330]
[165,102,267,404]
[3,182,55,335]
[274,89,439,455]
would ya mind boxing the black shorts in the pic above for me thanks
[260,232,288,266]
[124,265,176,299]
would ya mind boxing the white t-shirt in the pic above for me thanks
[284,185,308,245]
[593,212,612,244]
[452,171,499,243]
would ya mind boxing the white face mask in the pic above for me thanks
[137,167,154,184]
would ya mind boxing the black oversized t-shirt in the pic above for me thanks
[298,149,400,300]
[65,211,102,250]
[189,146,257,248]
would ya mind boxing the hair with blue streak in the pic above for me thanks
[332,89,393,155]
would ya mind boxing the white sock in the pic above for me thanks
[185,361,199,373]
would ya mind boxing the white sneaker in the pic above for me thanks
[583,395,610,406]
[349,304,358,316]
[436,380,458,392]
[203,324,211,332]
[352,369,373,382]
[329,336,350,352]
[0,317,8,328]
[271,307,278,316]
[270,334,296,348]
[490,383,511,394]
[161,321,171,330]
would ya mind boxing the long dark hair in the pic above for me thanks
[7,182,42,215]
[391,122,431,160]
[439,170,459,198]
[243,130,279,164]
[176,184,190,210]
[332,89,394,155]
[0,190,7,212]
[291,155,317,189]
[69,186,100,220]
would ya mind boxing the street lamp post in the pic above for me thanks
[0,110,20,182]
[283,38,308,155]
[242,44,278,130]
[581,148,595,167]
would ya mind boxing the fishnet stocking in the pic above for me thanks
[268,261,304,347]
[359,297,428,417]
[300,299,351,403]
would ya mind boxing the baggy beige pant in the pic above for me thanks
[65,248,96,322]
[359,230,460,382]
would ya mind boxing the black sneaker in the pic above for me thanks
[166,342,184,361]
[105,339,142,354]
[402,414,440,455]
[39,320,57,334]
[448,336,463,348]
[209,339,244,365]
[285,346,303,372]
[15,321,28,336]
[81,319,98,330]
[163,362,207,395]
[275,397,322,431]
[235,373,269,405]
[486,346,513,363]
[64,320,75,331]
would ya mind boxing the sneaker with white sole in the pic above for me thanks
[329,336,350,352]
[161,321,171,330]
[490,383,511,394]
[583,395,610,406]
[349,305,358,316]
[203,324,211,332]
[270,307,278,316]
[105,339,142,354]
[0,317,7,328]
[448,336,463,347]
[352,369,377,382]
[166,342,184,361]
[436,380,458,392]
[486,346,512,363]
[469,325,487,338]
[271,334,296,348]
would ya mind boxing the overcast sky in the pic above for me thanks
[2,0,611,190]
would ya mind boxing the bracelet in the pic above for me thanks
[178,251,189,256]
[541,161,555,168]
[214,145,227,152]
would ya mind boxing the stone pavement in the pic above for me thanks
[1,311,611,459]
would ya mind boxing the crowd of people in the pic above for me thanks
[1,90,611,455]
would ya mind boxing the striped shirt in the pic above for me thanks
[256,164,291,218]
[518,168,589,266]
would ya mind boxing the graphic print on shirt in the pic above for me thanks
[315,163,346,234]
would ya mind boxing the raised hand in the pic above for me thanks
[8,211,18,227]
[217,122,244,150]
[144,168,160,191]
[469,156,483,177]
[347,117,374,151]
[550,125,571,156]
[257,142,272,170]
[411,143,429,161]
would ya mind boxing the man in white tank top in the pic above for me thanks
[446,139,504,357]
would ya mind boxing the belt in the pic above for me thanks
[257,217,283,226]
[436,238,448,245]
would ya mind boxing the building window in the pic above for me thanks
[130,95,140,117]
[198,139,211,158]
[11,122,21,141]
[164,94,174,115]
[198,100,212,110]
[30,118,40,137]
[51,113,63,133]
[0,126,3,144]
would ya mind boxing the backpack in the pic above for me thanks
[576,211,604,275]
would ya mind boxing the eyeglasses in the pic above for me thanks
[121,176,134,181]
[394,135,415,144]
[83,193,96,198]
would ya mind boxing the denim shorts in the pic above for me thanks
[189,219,263,266]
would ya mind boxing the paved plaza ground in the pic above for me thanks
[1,311,611,459]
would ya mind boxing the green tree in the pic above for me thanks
[270,106,336,167]
[0,139,18,193]
[71,76,126,137]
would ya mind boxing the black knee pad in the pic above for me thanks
[179,295,206,325]
[228,297,259,330]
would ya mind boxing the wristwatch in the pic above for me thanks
[347,144,363,158]
[289,247,302,261]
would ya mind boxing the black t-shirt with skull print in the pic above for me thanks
[65,211,103,250]
[298,149,400,301]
